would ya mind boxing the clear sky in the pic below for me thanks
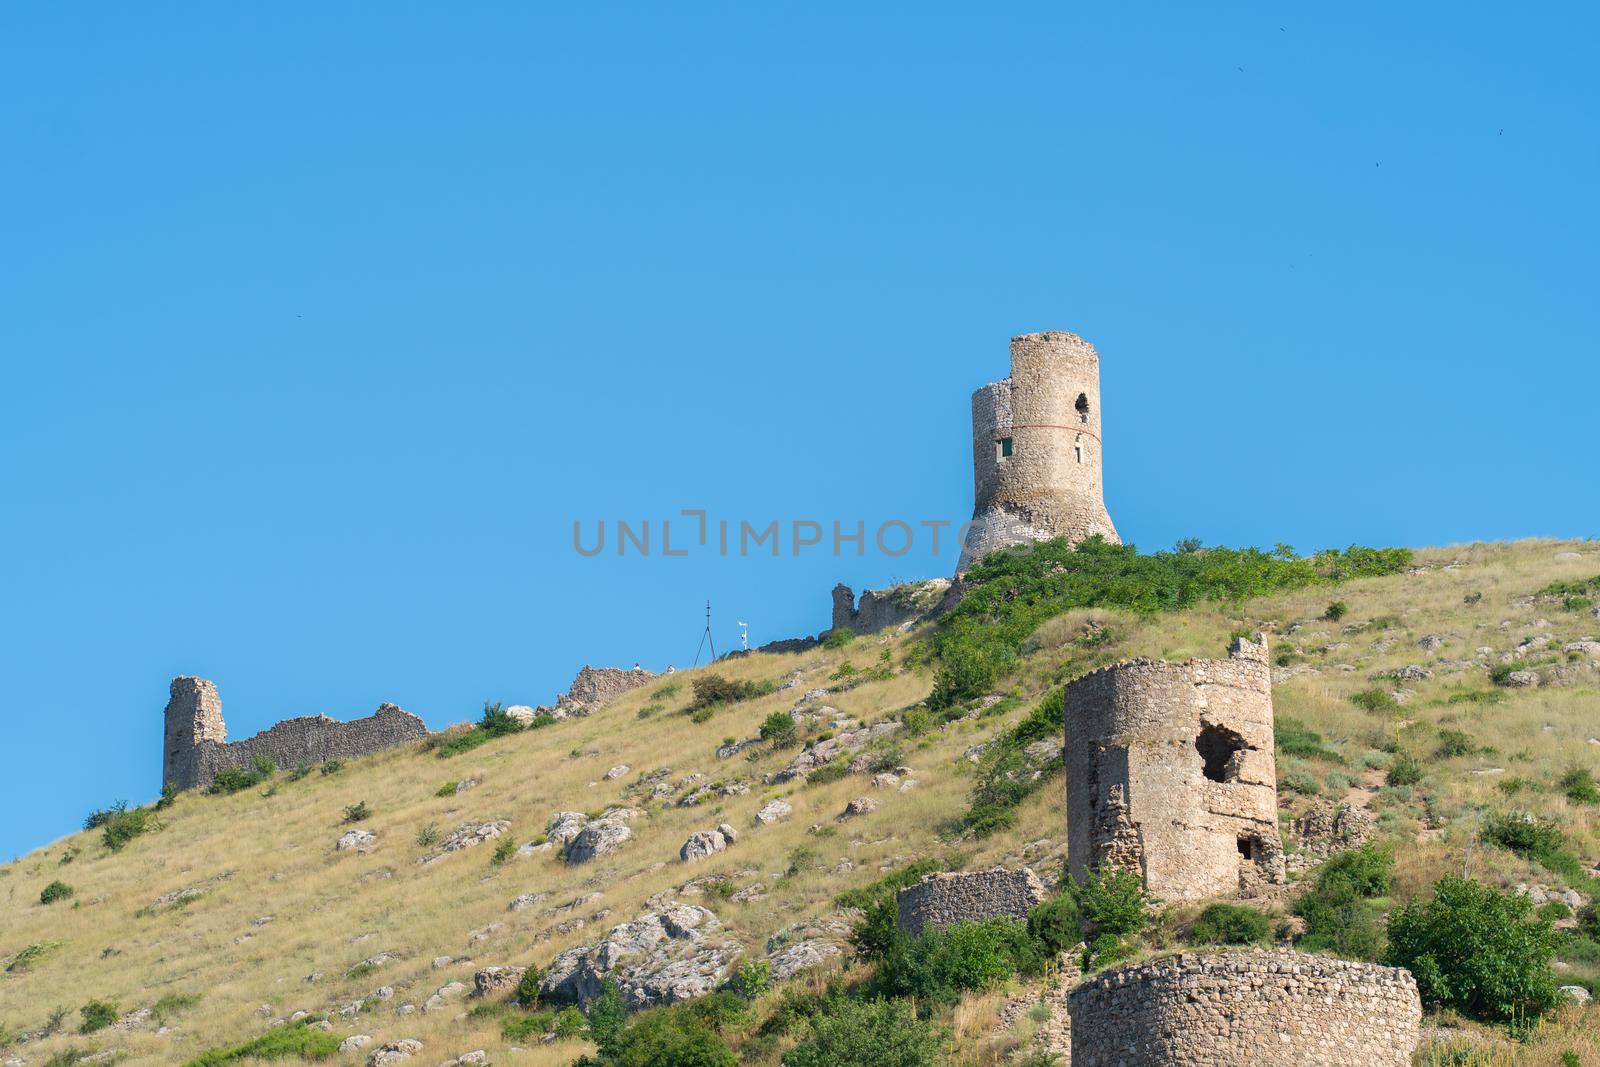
[2,4,1596,860]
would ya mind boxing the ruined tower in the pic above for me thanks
[163,676,228,791]
[956,331,1119,574]
[1062,635,1286,902]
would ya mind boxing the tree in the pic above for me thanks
[782,997,943,1067]
[1384,876,1560,1024]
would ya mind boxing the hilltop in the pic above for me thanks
[4,538,1600,1066]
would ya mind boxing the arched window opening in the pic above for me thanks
[1075,393,1090,423]
[1074,434,1083,464]
[1236,835,1255,860]
[1195,723,1246,783]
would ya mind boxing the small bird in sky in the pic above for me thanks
[1237,66,1245,72]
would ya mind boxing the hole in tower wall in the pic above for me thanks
[1196,724,1246,783]
[996,437,1013,459]
[1075,393,1090,422]
[1236,835,1254,860]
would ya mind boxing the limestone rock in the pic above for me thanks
[604,764,630,780]
[337,829,377,852]
[1504,670,1541,688]
[508,893,547,912]
[563,811,634,865]
[680,829,730,862]
[840,797,877,819]
[871,772,900,789]
[422,980,468,1013]
[419,821,510,864]
[768,938,842,981]
[755,799,792,825]
[1561,985,1593,1005]
[546,811,590,846]
[539,902,739,1011]
[473,965,527,998]
[715,822,738,844]
[367,1039,423,1066]
[771,721,903,783]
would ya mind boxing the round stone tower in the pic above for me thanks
[956,331,1119,573]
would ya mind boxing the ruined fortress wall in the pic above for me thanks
[896,867,1046,936]
[831,580,953,636]
[561,665,654,710]
[163,678,428,790]
[1068,951,1421,1067]
[1063,637,1284,902]
[959,332,1119,572]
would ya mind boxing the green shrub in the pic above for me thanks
[1026,892,1081,957]
[821,628,855,650]
[901,707,932,736]
[1295,844,1393,961]
[39,881,74,905]
[416,823,440,847]
[877,918,1037,1004]
[181,1017,342,1065]
[98,803,157,852]
[1071,866,1148,939]
[730,958,771,1000]
[637,703,662,720]
[515,965,542,1008]
[781,995,943,1067]
[759,712,797,747]
[586,980,629,1056]
[602,1006,738,1067]
[77,1000,118,1034]
[208,756,276,795]
[437,701,531,758]
[1385,876,1560,1023]
[83,803,127,830]
[1434,730,1478,758]
[689,705,717,724]
[342,801,371,823]
[1482,813,1585,879]
[951,690,1063,836]
[1191,903,1272,945]
[1275,717,1342,762]
[319,758,344,775]
[1386,752,1424,786]
[1559,767,1600,805]
[151,992,201,1025]
[491,838,517,866]
[435,781,458,797]
[1280,768,1321,795]
[806,758,848,786]
[551,1005,586,1038]
[5,941,62,974]
[1488,664,1519,687]
[1351,688,1399,714]
[501,1011,554,1041]
[1324,601,1349,622]
[288,764,313,782]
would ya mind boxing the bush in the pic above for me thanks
[181,1018,342,1065]
[877,918,1036,1004]
[781,996,943,1067]
[1385,876,1560,1023]
[1560,767,1600,805]
[435,781,458,797]
[551,1005,586,1038]
[1191,903,1271,945]
[1350,688,1400,714]
[342,801,370,823]
[806,758,848,786]
[1275,717,1342,762]
[688,674,773,713]
[821,628,855,650]
[501,1011,554,1041]
[729,958,771,1000]
[1071,866,1148,939]
[319,758,344,775]
[586,980,629,1057]
[1026,892,1081,956]
[208,756,276,795]
[953,689,1063,835]
[1482,813,1585,879]
[101,804,156,851]
[416,823,440,847]
[515,965,542,1008]
[39,881,74,905]
[759,712,797,747]
[491,837,517,866]
[1295,844,1393,961]
[77,1000,117,1034]
[602,1005,737,1067]
[151,992,201,1025]
[1386,752,1423,786]
[1435,730,1478,758]
[1324,601,1349,621]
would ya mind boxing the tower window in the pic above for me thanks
[1237,835,1254,860]
[1074,435,1083,464]
[1196,723,1247,783]
[996,437,1013,459]
[1075,393,1090,422]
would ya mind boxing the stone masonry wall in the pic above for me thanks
[1063,636,1285,902]
[958,331,1119,572]
[896,867,1046,936]
[163,677,429,790]
[831,580,953,636]
[1068,950,1421,1066]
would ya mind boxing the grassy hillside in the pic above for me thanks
[4,538,1600,1066]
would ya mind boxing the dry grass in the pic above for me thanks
[1,538,1598,1064]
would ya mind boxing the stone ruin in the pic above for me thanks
[829,579,953,637]
[162,676,429,791]
[1068,950,1421,1066]
[508,664,655,722]
[895,867,1045,936]
[1063,634,1286,902]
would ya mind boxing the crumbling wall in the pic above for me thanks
[895,867,1046,936]
[1063,636,1285,902]
[830,579,952,636]
[1068,950,1421,1066]
[562,665,654,711]
[163,677,428,790]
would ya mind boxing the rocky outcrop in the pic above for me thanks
[1288,800,1376,872]
[472,965,527,999]
[560,809,636,865]
[419,821,510,865]
[771,721,902,783]
[539,903,740,1011]
[755,799,792,825]
[680,824,738,862]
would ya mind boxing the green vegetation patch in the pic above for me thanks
[437,701,553,758]
[181,1018,341,1065]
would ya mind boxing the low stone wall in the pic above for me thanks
[1068,950,1421,1066]
[895,867,1046,936]
[189,704,429,788]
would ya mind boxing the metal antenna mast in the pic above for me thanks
[693,600,717,667]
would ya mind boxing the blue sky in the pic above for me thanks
[2,4,1596,859]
